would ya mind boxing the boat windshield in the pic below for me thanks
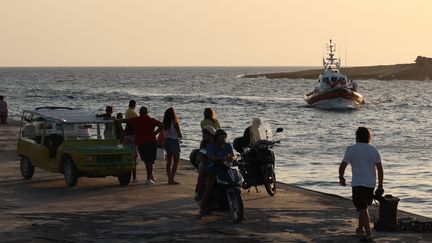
[249,118,273,146]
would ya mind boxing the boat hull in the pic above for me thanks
[304,88,364,109]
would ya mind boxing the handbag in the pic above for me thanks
[156,131,165,146]
[156,147,165,160]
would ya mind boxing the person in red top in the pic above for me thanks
[128,106,163,185]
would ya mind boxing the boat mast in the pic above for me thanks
[324,39,340,72]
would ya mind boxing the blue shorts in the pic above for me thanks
[164,138,181,154]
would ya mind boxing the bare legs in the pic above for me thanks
[137,143,157,185]
[166,151,180,184]
[132,156,137,182]
[166,152,172,182]
[146,162,153,181]
[195,160,206,195]
[358,208,373,240]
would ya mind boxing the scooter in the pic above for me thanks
[234,119,283,196]
[200,161,244,223]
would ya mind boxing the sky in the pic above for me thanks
[1,0,432,67]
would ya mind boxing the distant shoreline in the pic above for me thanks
[244,62,432,81]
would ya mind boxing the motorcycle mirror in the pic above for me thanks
[276,127,283,133]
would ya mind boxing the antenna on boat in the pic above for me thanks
[324,39,342,72]
[326,39,337,65]
[345,26,348,68]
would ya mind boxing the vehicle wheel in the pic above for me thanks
[263,165,276,196]
[118,171,131,186]
[226,189,244,223]
[20,156,34,179]
[63,157,78,187]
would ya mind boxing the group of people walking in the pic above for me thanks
[98,103,383,241]
[98,100,183,186]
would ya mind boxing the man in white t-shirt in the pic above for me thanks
[338,127,384,242]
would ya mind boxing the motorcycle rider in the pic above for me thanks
[194,126,216,202]
[199,129,236,218]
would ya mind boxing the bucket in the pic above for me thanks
[374,195,400,231]
[156,147,165,160]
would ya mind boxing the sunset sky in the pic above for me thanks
[1,0,431,67]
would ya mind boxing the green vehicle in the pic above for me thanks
[17,107,134,187]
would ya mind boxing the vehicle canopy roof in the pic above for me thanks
[23,107,112,124]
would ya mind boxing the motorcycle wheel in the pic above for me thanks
[226,189,244,223]
[263,165,276,196]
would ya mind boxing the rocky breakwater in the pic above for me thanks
[244,56,432,81]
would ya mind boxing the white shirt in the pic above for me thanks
[164,122,180,140]
[343,143,381,188]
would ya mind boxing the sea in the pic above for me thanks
[1,66,431,218]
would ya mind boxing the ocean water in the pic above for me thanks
[1,67,431,218]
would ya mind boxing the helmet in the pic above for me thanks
[215,129,227,137]
[202,126,216,136]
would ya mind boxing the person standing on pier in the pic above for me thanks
[125,100,139,182]
[128,106,163,185]
[0,96,8,125]
[338,126,384,242]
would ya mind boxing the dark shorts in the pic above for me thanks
[352,186,374,210]
[137,141,157,166]
[164,138,181,154]
[0,114,7,124]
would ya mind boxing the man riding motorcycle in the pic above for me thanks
[199,129,236,218]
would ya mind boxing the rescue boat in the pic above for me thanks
[304,40,364,109]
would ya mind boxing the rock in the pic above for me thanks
[415,56,432,66]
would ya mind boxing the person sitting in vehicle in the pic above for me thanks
[47,134,63,158]
[199,129,236,217]
[194,126,216,202]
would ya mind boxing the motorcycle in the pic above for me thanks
[233,118,283,196]
[190,142,244,223]
[201,161,244,223]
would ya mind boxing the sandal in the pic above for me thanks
[356,228,365,237]
[359,236,374,242]
[197,208,211,219]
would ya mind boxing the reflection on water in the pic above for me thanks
[1,67,431,217]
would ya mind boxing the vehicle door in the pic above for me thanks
[18,113,53,171]
[34,120,58,171]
